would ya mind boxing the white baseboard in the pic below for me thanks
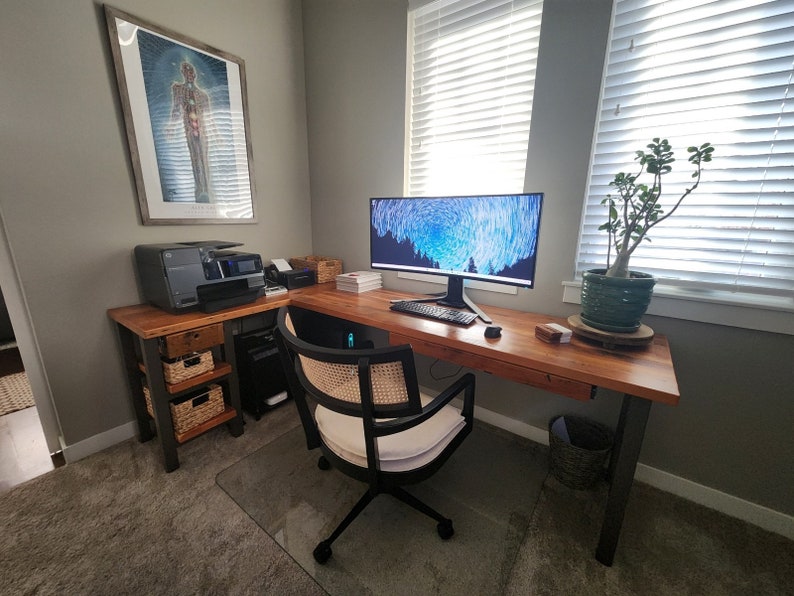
[66,399,794,541]
[451,397,794,541]
[633,464,794,541]
[60,420,137,464]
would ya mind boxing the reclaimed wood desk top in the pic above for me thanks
[107,293,292,339]
[108,284,680,405]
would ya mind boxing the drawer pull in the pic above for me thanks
[184,355,202,367]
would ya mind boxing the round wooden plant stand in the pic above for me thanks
[567,315,654,349]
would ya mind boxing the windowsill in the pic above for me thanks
[562,281,794,335]
[397,271,519,295]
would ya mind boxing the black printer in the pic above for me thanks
[134,241,266,313]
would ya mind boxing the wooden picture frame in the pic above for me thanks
[105,6,256,225]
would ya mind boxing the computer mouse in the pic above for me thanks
[484,325,502,339]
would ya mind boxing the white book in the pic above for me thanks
[337,285,382,292]
[337,280,382,293]
[338,286,382,293]
[336,271,382,284]
[337,277,382,286]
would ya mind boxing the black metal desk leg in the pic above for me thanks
[115,324,154,442]
[596,394,652,566]
[140,337,180,472]
[223,321,244,437]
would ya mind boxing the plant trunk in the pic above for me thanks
[606,252,632,278]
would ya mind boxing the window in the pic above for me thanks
[576,0,794,305]
[406,0,544,196]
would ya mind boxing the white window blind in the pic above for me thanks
[406,0,544,196]
[576,0,794,298]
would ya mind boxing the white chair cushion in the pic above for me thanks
[315,394,466,473]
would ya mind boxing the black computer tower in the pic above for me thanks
[234,328,290,420]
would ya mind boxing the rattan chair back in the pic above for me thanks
[276,307,422,419]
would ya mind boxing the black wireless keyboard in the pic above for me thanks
[389,300,478,326]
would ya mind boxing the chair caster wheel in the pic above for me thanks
[318,456,330,470]
[437,519,454,540]
[313,540,332,564]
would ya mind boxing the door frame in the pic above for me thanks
[0,207,63,454]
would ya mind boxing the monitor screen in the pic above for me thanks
[369,193,544,291]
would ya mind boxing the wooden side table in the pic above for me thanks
[109,305,250,472]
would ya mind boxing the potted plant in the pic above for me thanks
[580,138,714,333]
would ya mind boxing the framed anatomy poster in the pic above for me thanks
[105,6,256,224]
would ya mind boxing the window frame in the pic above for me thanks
[569,0,794,335]
[404,0,545,197]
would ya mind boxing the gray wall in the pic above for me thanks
[1,0,312,445]
[302,0,794,518]
[2,0,791,521]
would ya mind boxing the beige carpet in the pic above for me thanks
[0,371,34,416]
[0,405,326,595]
[1,404,792,594]
[217,422,549,595]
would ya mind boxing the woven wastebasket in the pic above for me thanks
[548,415,614,489]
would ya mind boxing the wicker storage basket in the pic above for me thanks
[548,415,613,489]
[289,255,343,283]
[161,350,213,384]
[143,384,225,434]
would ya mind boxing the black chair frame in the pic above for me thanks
[274,306,475,564]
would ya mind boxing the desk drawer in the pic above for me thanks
[391,333,595,402]
[160,323,224,358]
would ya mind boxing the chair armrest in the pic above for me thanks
[375,372,475,436]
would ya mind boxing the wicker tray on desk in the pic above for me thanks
[289,255,342,283]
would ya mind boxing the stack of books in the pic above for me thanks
[336,271,383,293]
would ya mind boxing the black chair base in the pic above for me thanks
[313,540,333,564]
[313,460,455,564]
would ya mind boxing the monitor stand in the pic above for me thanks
[400,276,492,324]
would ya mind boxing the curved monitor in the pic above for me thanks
[370,193,543,311]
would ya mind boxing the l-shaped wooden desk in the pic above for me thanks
[108,283,679,566]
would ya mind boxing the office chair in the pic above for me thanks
[274,306,475,564]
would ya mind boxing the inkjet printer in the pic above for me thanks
[134,241,266,314]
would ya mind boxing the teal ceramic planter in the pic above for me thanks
[580,269,655,333]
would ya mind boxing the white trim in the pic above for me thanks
[633,464,794,541]
[0,205,64,454]
[60,420,137,464]
[575,1,794,296]
[466,399,549,445]
[562,281,794,336]
[397,271,518,295]
[446,396,794,541]
[63,393,794,540]
[408,0,438,10]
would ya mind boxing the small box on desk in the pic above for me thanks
[535,323,572,344]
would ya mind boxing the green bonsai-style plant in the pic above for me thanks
[599,138,714,278]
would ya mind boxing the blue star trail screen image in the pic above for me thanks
[369,194,544,288]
